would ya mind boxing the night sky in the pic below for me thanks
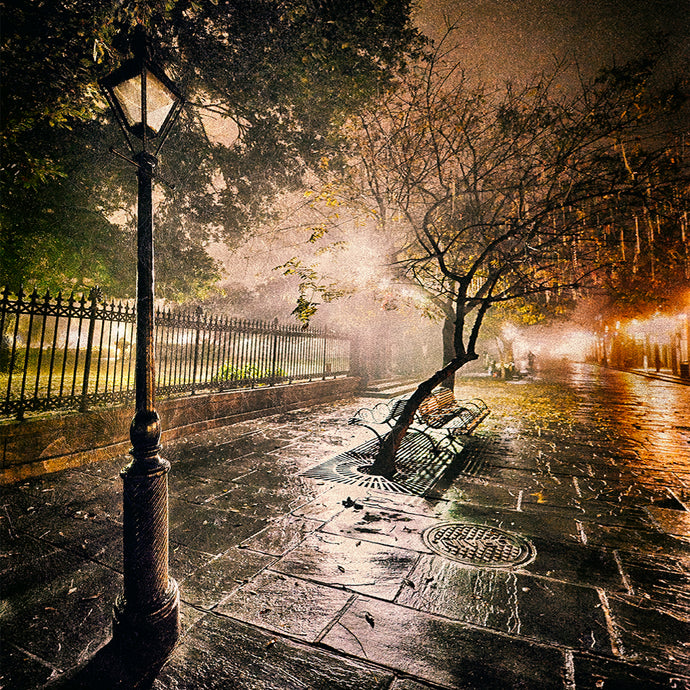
[414,0,690,82]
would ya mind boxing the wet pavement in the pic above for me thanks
[1,362,690,689]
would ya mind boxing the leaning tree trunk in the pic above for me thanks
[368,352,478,478]
[441,314,456,390]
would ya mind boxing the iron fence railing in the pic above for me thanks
[0,286,350,419]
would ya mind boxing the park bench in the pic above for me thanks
[349,387,489,450]
[302,388,491,495]
[416,388,489,436]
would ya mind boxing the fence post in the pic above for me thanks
[80,287,102,413]
[191,306,203,395]
[7,288,24,420]
[270,317,279,386]
[0,287,10,377]
[322,327,328,379]
[18,288,40,418]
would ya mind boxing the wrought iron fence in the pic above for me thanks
[0,286,351,420]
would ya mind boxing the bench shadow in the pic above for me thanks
[427,436,490,495]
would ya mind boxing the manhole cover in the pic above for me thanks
[422,522,536,568]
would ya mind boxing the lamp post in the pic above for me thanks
[100,27,184,652]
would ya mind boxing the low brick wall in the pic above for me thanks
[0,377,361,484]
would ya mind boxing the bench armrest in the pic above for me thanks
[349,397,410,426]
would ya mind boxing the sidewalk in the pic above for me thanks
[1,363,689,689]
[627,367,690,386]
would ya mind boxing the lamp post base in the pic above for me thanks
[112,578,180,655]
[115,449,180,657]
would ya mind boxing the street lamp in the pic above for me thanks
[100,27,184,653]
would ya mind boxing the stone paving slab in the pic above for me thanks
[288,485,355,521]
[1,550,121,671]
[396,554,611,651]
[168,474,230,504]
[582,521,690,556]
[214,570,353,641]
[436,500,583,544]
[442,479,522,509]
[572,653,690,689]
[273,532,419,600]
[169,504,267,555]
[389,681,436,690]
[170,544,218,583]
[152,612,394,690]
[355,491,445,518]
[320,596,568,688]
[516,533,623,589]
[615,550,690,615]
[240,513,326,556]
[606,594,690,675]
[207,481,321,520]
[647,504,690,539]
[321,502,439,552]
[0,642,56,690]
[177,546,276,610]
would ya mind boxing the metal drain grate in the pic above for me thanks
[302,432,463,496]
[422,522,536,568]
[306,455,416,494]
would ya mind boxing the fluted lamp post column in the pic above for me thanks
[99,27,185,652]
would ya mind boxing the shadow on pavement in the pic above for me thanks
[45,636,175,690]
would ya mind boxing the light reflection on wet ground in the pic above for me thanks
[454,364,690,522]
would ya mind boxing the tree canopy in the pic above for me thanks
[0,0,425,297]
[323,34,688,475]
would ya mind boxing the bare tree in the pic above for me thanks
[338,36,685,477]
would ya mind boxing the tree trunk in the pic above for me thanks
[367,352,478,477]
[441,313,456,390]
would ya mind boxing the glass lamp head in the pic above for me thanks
[100,47,184,152]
